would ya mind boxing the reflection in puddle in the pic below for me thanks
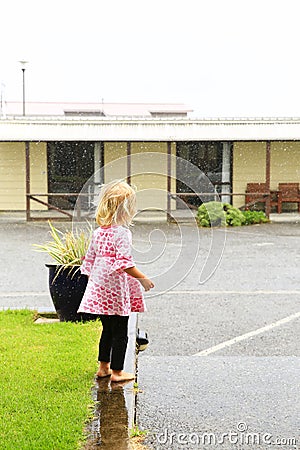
[85,377,133,449]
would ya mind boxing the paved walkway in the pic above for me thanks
[1,210,300,225]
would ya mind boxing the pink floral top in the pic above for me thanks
[77,225,146,316]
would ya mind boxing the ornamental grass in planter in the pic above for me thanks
[34,221,93,322]
[35,221,91,270]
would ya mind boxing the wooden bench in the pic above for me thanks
[245,183,280,212]
[277,183,300,214]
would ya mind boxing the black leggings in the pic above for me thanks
[98,315,129,371]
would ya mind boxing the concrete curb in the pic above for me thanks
[125,312,138,430]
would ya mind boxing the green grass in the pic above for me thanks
[0,310,101,450]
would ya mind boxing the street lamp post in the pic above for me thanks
[19,61,28,116]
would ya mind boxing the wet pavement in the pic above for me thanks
[136,222,300,450]
[1,218,300,449]
[0,221,61,311]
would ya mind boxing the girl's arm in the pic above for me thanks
[114,228,154,291]
[124,266,154,291]
[81,233,96,276]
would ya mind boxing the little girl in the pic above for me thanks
[78,180,154,382]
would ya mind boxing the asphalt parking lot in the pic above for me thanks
[135,222,300,450]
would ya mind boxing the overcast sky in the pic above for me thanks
[1,0,300,117]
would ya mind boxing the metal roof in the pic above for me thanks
[1,115,300,141]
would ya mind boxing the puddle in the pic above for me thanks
[84,377,134,449]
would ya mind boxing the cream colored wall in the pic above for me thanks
[233,141,300,208]
[29,142,48,210]
[104,142,176,210]
[131,142,176,210]
[270,142,300,185]
[104,142,127,181]
[0,142,47,211]
[0,142,25,210]
[233,142,266,207]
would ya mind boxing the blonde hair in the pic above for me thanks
[95,180,137,227]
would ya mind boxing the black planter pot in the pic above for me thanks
[46,264,94,322]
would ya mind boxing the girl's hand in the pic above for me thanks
[124,267,154,291]
[140,277,154,291]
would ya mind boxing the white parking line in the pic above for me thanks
[193,311,300,356]
[2,290,300,297]
[159,290,300,295]
[0,292,47,297]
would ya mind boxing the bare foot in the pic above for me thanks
[111,371,135,382]
[96,361,112,378]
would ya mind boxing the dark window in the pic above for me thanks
[47,141,94,209]
[176,141,223,207]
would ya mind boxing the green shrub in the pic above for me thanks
[197,202,268,227]
[242,210,269,225]
[196,201,227,227]
[224,203,246,226]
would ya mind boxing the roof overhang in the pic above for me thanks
[1,117,300,141]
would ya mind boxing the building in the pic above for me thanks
[0,102,300,220]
